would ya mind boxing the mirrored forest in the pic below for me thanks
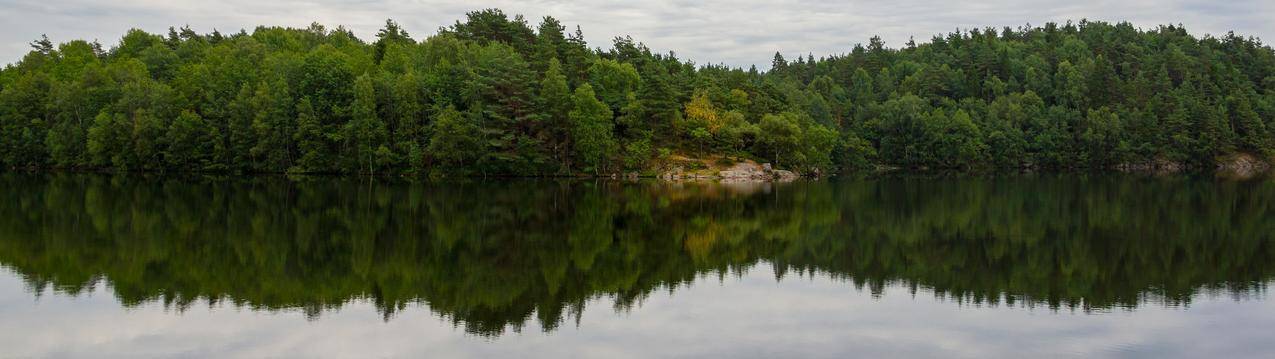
[1,175,1273,335]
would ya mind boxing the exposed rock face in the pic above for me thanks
[1116,159,1186,173]
[661,161,800,182]
[1216,153,1271,178]
[719,162,769,181]
[659,166,684,181]
[1116,154,1271,176]
[771,170,799,181]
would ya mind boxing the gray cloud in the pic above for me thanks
[1,0,1273,69]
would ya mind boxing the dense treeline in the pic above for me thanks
[2,175,1273,334]
[2,9,1275,175]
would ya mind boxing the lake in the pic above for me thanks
[1,174,1273,358]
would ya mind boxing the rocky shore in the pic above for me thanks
[1114,153,1271,176]
[660,161,800,182]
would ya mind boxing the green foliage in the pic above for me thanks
[756,113,803,167]
[3,15,1275,175]
[250,78,294,171]
[292,98,328,172]
[471,42,544,174]
[924,109,986,169]
[427,106,481,175]
[164,110,212,170]
[569,84,616,173]
[344,74,388,174]
[539,59,573,170]
[588,58,641,112]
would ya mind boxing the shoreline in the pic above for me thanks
[3,164,1270,182]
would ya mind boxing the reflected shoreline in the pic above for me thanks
[1,173,1273,335]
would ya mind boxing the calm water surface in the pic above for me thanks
[1,174,1273,358]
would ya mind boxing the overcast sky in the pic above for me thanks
[2,0,1274,69]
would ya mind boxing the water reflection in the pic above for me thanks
[0,174,1272,336]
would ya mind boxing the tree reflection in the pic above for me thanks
[0,174,1272,335]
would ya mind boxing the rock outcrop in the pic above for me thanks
[1116,159,1186,173]
[1216,153,1271,178]
[662,161,800,182]
[1116,153,1271,176]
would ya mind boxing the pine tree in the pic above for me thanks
[533,17,567,73]
[373,19,412,64]
[635,62,680,141]
[471,43,544,174]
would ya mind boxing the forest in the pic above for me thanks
[1,9,1274,175]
